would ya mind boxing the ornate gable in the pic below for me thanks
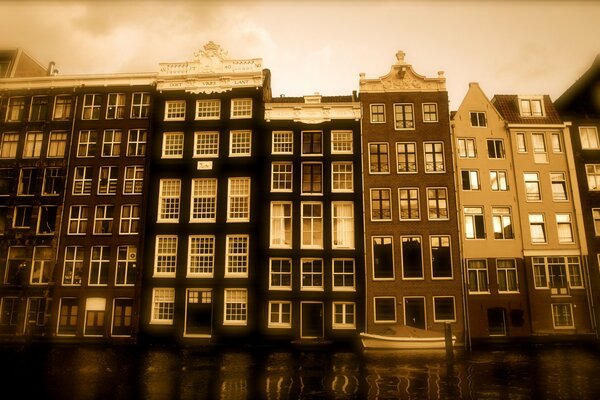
[359,51,446,93]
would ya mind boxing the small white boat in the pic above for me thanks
[360,327,456,350]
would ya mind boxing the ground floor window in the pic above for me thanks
[268,301,291,328]
[151,288,175,325]
[224,289,247,326]
[433,297,455,322]
[552,303,574,328]
[58,298,78,335]
[374,297,396,323]
[85,297,106,336]
[112,298,133,336]
[332,302,355,329]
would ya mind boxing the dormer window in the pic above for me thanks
[520,98,544,117]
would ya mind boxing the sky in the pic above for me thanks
[1,1,599,110]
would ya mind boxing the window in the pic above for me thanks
[131,92,150,119]
[0,169,12,195]
[102,130,121,157]
[394,103,414,129]
[520,98,543,117]
[332,202,354,249]
[151,288,175,324]
[552,132,562,153]
[551,173,568,201]
[270,258,292,290]
[333,259,355,291]
[490,171,508,191]
[370,188,392,221]
[497,259,518,293]
[127,129,147,157]
[229,130,251,156]
[231,98,252,119]
[193,131,219,158]
[457,138,476,158]
[431,236,452,278]
[398,188,419,220]
[492,207,514,239]
[164,100,186,120]
[396,142,417,173]
[556,214,574,243]
[422,103,438,122]
[196,99,221,120]
[23,132,43,158]
[516,133,527,152]
[58,298,79,335]
[89,246,110,285]
[529,213,547,244]
[270,202,292,248]
[67,205,88,235]
[464,207,485,239]
[487,139,504,159]
[162,132,184,158]
[123,166,144,195]
[301,258,323,290]
[424,142,445,172]
[301,202,323,248]
[268,302,292,328]
[82,94,102,120]
[301,162,322,194]
[63,246,83,285]
[155,236,177,277]
[333,302,356,329]
[552,304,574,328]
[158,179,181,222]
[119,205,140,234]
[17,168,36,196]
[31,247,53,284]
[272,131,293,154]
[4,246,27,285]
[26,298,47,331]
[426,188,448,220]
[227,177,250,221]
[331,130,353,153]
[41,167,62,196]
[532,133,548,163]
[112,298,134,336]
[271,162,293,192]
[93,205,114,235]
[191,178,217,222]
[370,104,385,123]
[580,127,600,149]
[524,173,541,201]
[433,297,455,322]
[467,260,489,293]
[97,166,118,195]
[223,289,247,325]
[302,131,322,155]
[461,170,480,190]
[225,235,249,277]
[53,95,72,120]
[29,96,48,121]
[77,130,96,157]
[470,112,487,127]
[37,205,57,234]
[402,236,423,279]
[374,297,396,322]
[116,246,136,285]
[369,143,389,173]
[593,208,600,236]
[13,206,32,228]
[6,97,25,122]
[106,93,126,119]
[47,131,67,158]
[533,256,583,290]
[188,236,214,277]
[331,162,353,192]
[0,133,18,158]
[586,164,600,190]
[372,236,393,279]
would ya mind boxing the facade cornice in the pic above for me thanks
[507,123,568,129]
[0,73,157,90]
[359,51,446,93]
[523,249,584,257]
[265,99,361,124]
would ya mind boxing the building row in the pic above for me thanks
[0,44,599,347]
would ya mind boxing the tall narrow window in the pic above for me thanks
[532,133,548,163]
[154,236,177,277]
[37,205,57,234]
[551,132,562,153]
[106,93,126,119]
[31,246,53,284]
[490,171,508,191]
[67,205,88,235]
[42,167,63,196]
[6,97,25,122]
[301,163,322,194]
[492,207,514,239]
[369,143,389,173]
[301,202,323,249]
[58,298,79,335]
[89,246,110,285]
[17,168,36,196]
[223,289,247,325]
[119,204,140,234]
[102,129,121,157]
[123,166,144,195]
[116,246,136,285]
[97,166,118,195]
[467,260,489,292]
[331,162,353,192]
[188,236,214,277]
[431,236,452,278]
[402,236,423,279]
[524,173,541,201]
[529,213,547,244]
[271,162,293,192]
[332,202,354,249]
[370,188,392,221]
[23,132,43,158]
[516,133,527,152]
[427,188,448,220]
[464,207,485,239]
[227,177,250,221]
[424,142,445,172]
[151,288,175,324]
[497,259,518,292]
[157,179,181,222]
[73,166,93,195]
[394,103,414,129]
[396,142,417,173]
[398,188,420,220]
[53,95,72,120]
[47,131,67,158]
[302,131,322,155]
[127,129,147,157]
[556,214,574,243]
[270,202,292,248]
[225,235,249,277]
[551,172,568,201]
[372,236,393,279]
[63,246,83,285]
[77,130,96,157]
[93,205,114,235]
[82,94,102,120]
[130,92,150,119]
[586,164,600,191]
[191,178,217,222]
[29,96,48,121]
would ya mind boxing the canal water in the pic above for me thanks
[2,344,600,399]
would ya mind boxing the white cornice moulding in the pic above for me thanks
[156,74,264,94]
[265,103,361,123]
[0,73,157,90]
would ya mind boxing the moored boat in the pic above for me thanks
[360,326,456,350]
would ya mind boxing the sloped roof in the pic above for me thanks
[491,94,563,125]
[555,54,600,114]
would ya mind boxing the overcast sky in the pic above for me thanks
[1,1,599,110]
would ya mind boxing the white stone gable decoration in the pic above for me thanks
[157,41,264,93]
[359,50,446,93]
[265,97,361,124]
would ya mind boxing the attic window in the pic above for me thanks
[520,98,544,117]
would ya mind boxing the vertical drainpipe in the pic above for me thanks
[358,93,369,337]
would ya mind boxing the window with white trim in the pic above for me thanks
[372,236,393,279]
[370,104,385,123]
[302,131,322,155]
[470,112,487,127]
[370,188,392,221]
[224,289,247,325]
[396,142,417,173]
[127,129,147,157]
[497,259,518,293]
[529,213,547,244]
[331,162,353,192]
[12,206,32,228]
[269,258,292,290]
[0,133,18,158]
[23,132,43,158]
[333,302,356,328]
[130,92,150,119]
[270,202,292,248]
[593,208,600,236]
[195,99,221,120]
[227,177,250,221]
[82,94,101,120]
[433,297,455,322]
[162,132,184,158]
[551,132,562,153]
[97,166,118,195]
[457,138,476,158]
[398,188,419,221]
[301,162,322,194]
[492,207,514,239]
[6,97,25,121]
[551,172,568,201]
[154,236,177,277]
[394,103,414,129]
[464,207,485,239]
[164,100,186,120]
[106,93,126,119]
[524,173,541,201]
[47,131,67,158]
[431,236,452,278]
[422,103,438,122]
[579,127,600,149]
[552,304,574,328]
[157,179,181,222]
[116,245,136,286]
[272,131,293,154]
[467,259,489,293]
[331,130,353,153]
[53,95,72,120]
[301,202,323,249]
[123,166,144,195]
[77,130,96,157]
[490,170,508,191]
[271,162,293,192]
[193,131,219,158]
[191,178,217,222]
[229,130,251,156]
[332,259,355,291]
[63,246,83,285]
[402,236,423,279]
[31,246,53,284]
[374,297,396,322]
[268,301,292,328]
[586,164,600,191]
[520,98,543,117]
[89,246,110,285]
[461,170,480,191]
[102,130,121,157]
[119,204,140,235]
[188,235,214,277]
[301,258,323,290]
[556,214,574,243]
[42,167,63,196]
[151,288,175,324]
[516,133,527,152]
[72,166,92,195]
[369,143,389,173]
[487,139,505,159]
[67,205,88,235]
[332,202,354,249]
[231,98,252,119]
[225,235,249,277]
[17,168,36,196]
[532,256,583,290]
[427,188,448,220]
[531,133,548,163]
[93,205,114,235]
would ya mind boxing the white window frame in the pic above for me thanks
[226,177,250,222]
[225,235,249,277]
[23,131,43,158]
[88,245,110,286]
[497,259,519,293]
[370,104,385,123]
[106,93,126,120]
[190,178,217,222]
[301,202,323,249]
[223,288,247,325]
[82,94,101,120]
[516,133,527,152]
[229,130,252,157]
[464,206,485,239]
[127,129,147,157]
[331,130,353,154]
[430,235,452,279]
[551,172,568,201]
[492,207,514,240]
[556,213,574,243]
[398,187,420,221]
[270,202,292,249]
[519,97,544,117]
[461,170,480,191]
[490,170,509,191]
[271,162,293,192]
[269,258,292,291]
[552,303,574,329]
[432,297,456,322]
[331,162,353,192]
[524,172,542,201]
[332,258,355,291]
[529,213,547,244]
[332,202,354,249]
[457,137,476,158]
[373,297,397,323]
[422,103,438,122]
[53,95,72,120]
[123,166,144,195]
[467,259,489,293]
[157,179,181,222]
[426,187,448,220]
[230,98,252,119]
[272,131,293,154]
[150,288,175,325]
[67,205,88,235]
[268,301,292,328]
[396,142,417,173]
[332,302,356,329]
[370,188,392,221]
[164,100,186,121]
[97,166,118,195]
[300,258,324,291]
[77,130,96,158]
[470,111,487,127]
[130,92,150,119]
[119,204,140,235]
[193,131,219,158]
[393,103,415,130]
[93,204,114,235]
[579,126,600,150]
[47,131,67,158]
[62,246,83,286]
[162,132,184,159]
[115,246,136,286]
[532,133,548,163]
[154,235,177,277]
[195,99,221,120]
[187,235,215,277]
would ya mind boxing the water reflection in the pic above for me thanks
[3,345,600,399]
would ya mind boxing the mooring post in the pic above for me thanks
[445,322,454,359]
